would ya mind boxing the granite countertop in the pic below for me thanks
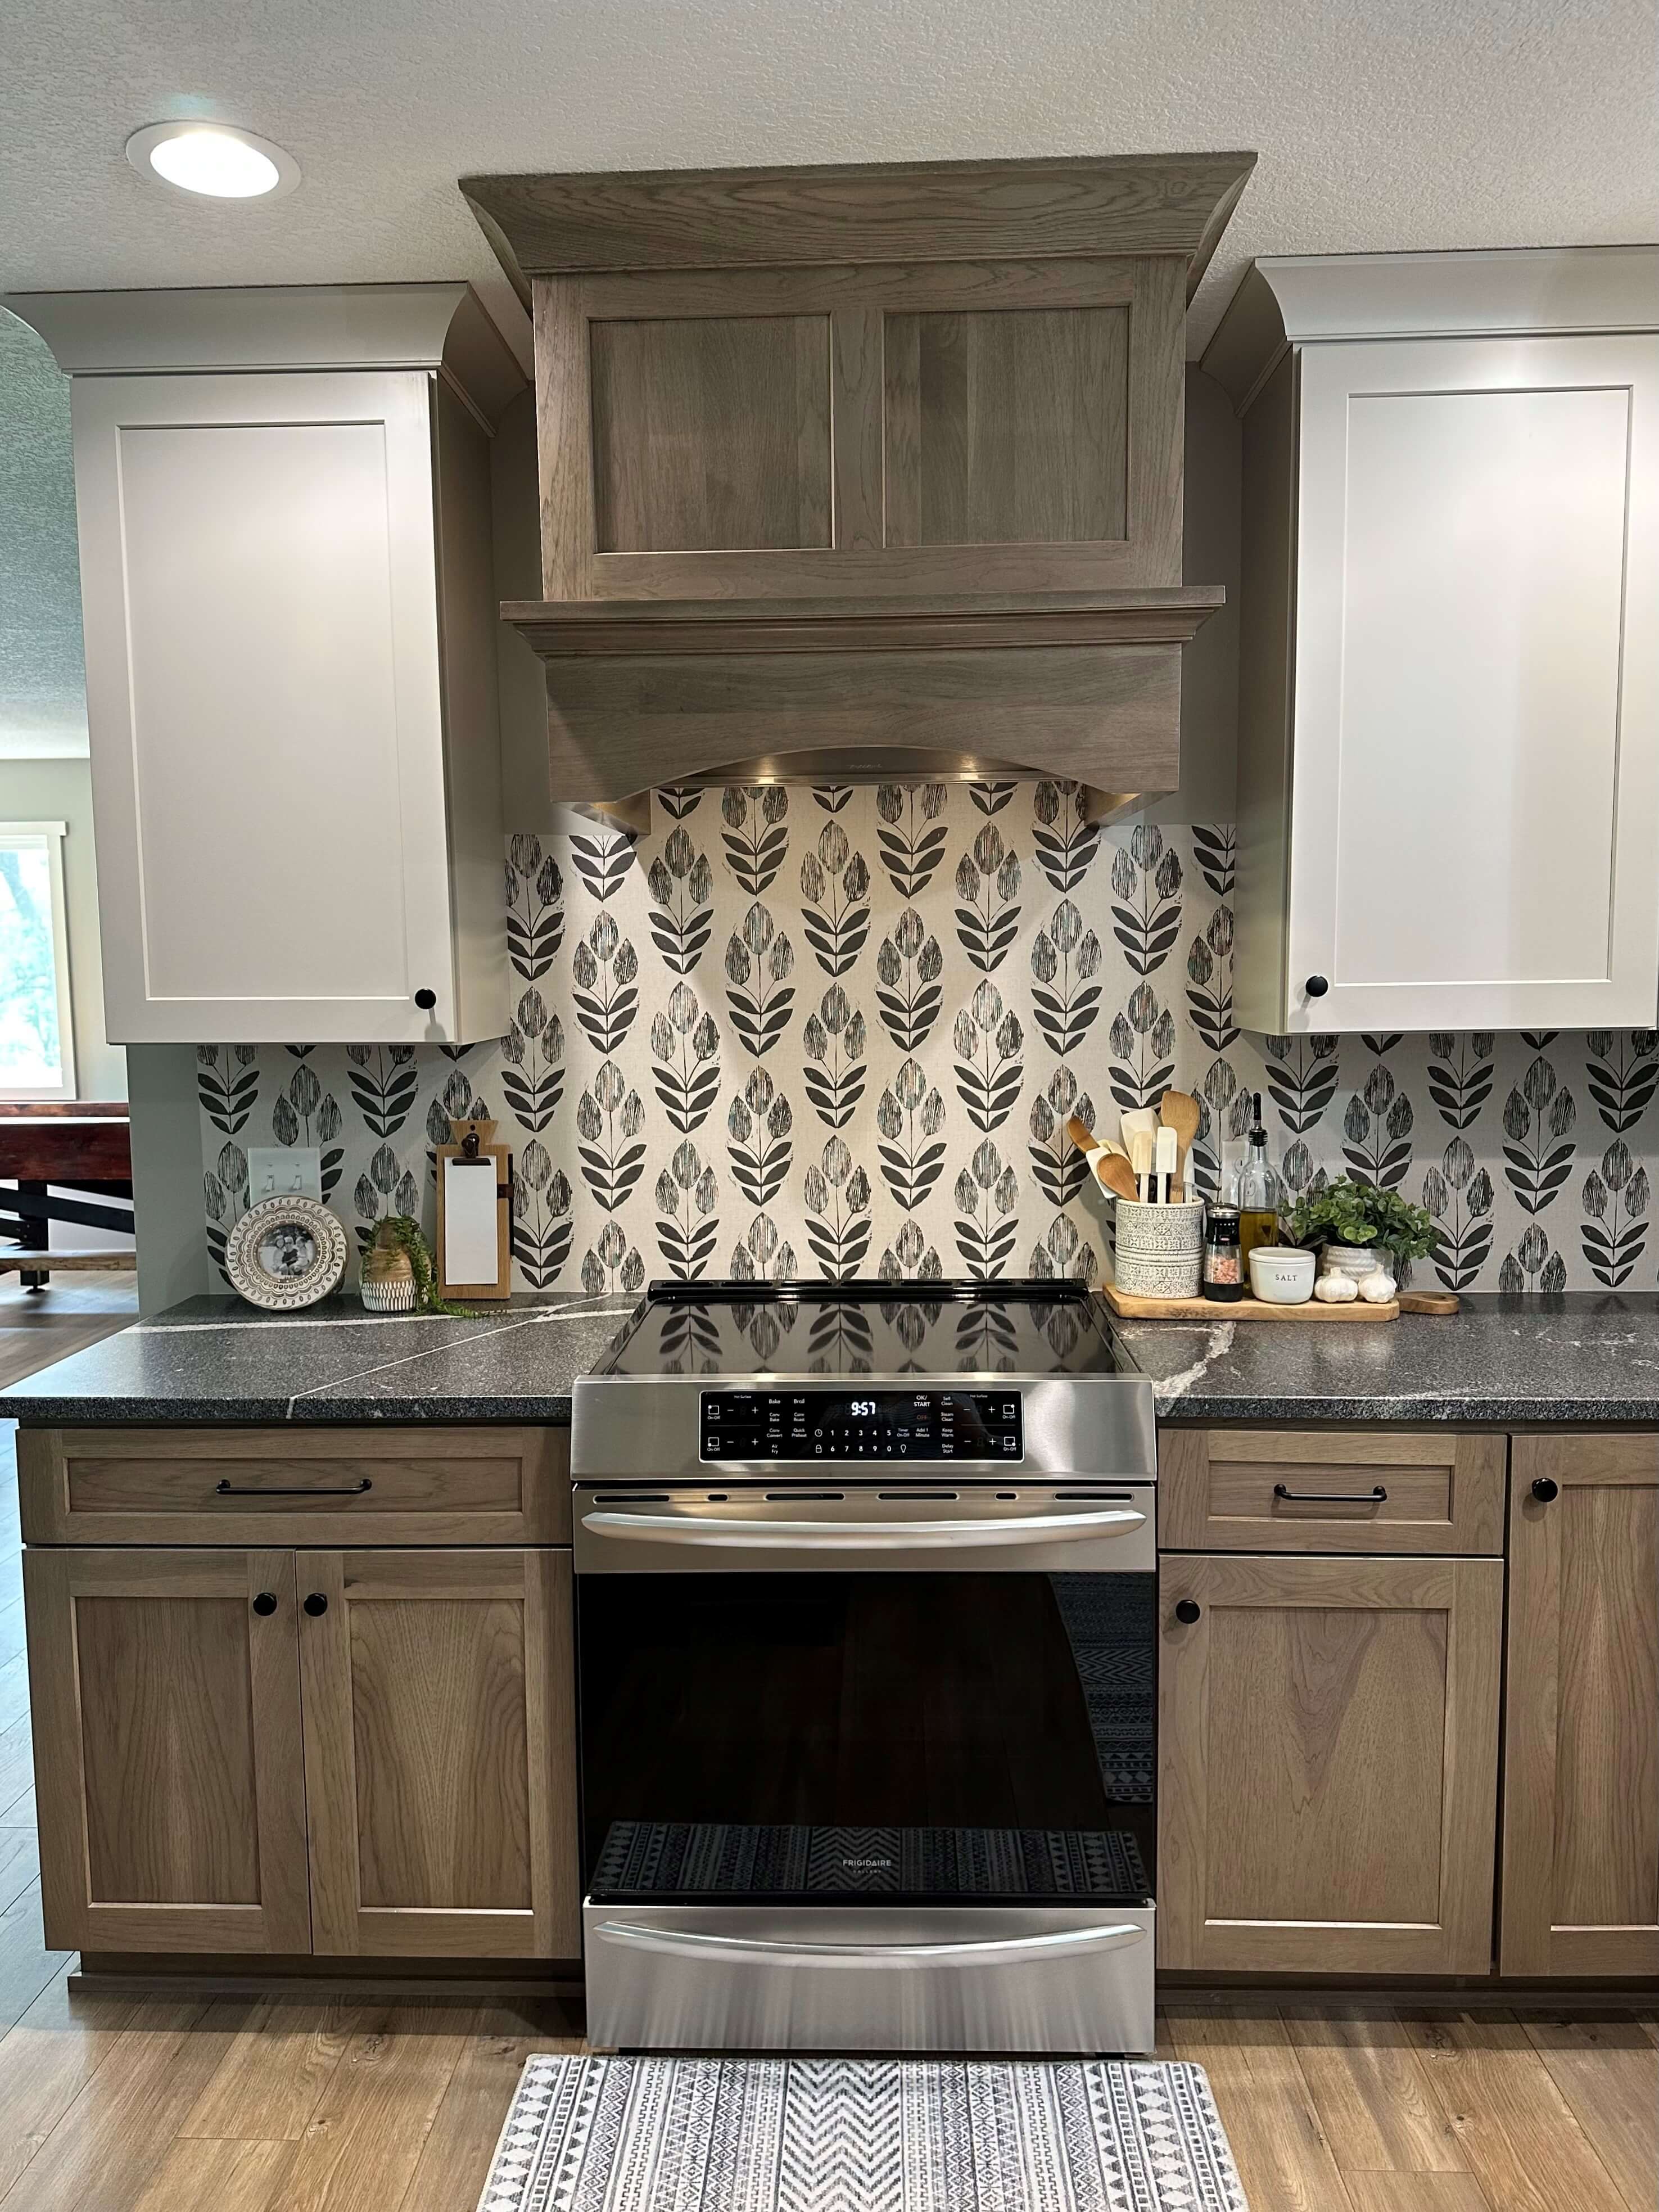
[0,1293,637,1425]
[1118,1292,1659,1425]
[2,1289,1658,1429]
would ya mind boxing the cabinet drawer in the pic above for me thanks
[18,1426,571,1546]
[1158,1428,1504,1554]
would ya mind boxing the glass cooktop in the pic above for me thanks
[595,1278,1138,1379]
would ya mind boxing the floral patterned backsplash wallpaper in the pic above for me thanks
[198,782,1658,1296]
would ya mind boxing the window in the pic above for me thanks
[0,822,75,1099]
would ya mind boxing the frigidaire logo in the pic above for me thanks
[842,1854,895,1868]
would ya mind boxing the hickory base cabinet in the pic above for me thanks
[1501,1435,1659,1978]
[1158,1552,1503,1975]
[24,1547,311,1956]
[22,1541,580,1961]
[300,1547,580,1958]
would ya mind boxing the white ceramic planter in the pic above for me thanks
[1114,1198,1204,1299]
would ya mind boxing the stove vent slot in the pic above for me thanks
[766,1491,844,1502]
[878,1490,960,1501]
[593,1492,672,1503]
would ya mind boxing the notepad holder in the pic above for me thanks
[436,1116,513,1300]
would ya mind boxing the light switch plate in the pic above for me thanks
[247,1146,323,1204]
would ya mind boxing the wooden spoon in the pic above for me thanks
[1160,1088,1201,1167]
[1065,1112,1128,1161]
[1094,1152,1141,1204]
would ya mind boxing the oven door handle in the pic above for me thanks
[578,1507,1146,1548]
[590,1919,1147,1967]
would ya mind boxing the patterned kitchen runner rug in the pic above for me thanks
[476,2052,1248,2210]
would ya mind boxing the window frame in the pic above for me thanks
[0,819,77,1102]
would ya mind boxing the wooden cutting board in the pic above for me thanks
[1099,1282,1399,1322]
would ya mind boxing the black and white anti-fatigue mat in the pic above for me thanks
[477,2053,1247,2211]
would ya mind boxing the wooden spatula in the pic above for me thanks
[1160,1089,1201,1172]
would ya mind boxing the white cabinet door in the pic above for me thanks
[1283,333,1659,1033]
[73,371,463,1044]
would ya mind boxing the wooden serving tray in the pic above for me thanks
[1100,1281,1399,1322]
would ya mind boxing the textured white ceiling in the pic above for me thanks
[2,0,1654,356]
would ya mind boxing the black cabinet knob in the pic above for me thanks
[1304,974,1330,998]
[1531,1477,1559,1503]
[1174,1599,1202,1625]
[303,1592,329,1617]
[414,987,437,1010]
[251,1591,278,1617]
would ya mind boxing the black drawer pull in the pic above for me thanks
[304,1593,328,1617]
[251,1592,278,1616]
[1174,1599,1201,1625]
[1273,1482,1387,1505]
[1531,1477,1559,1502]
[215,1478,373,1497]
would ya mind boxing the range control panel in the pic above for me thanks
[700,1389,1024,1462]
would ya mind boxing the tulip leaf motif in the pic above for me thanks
[580,1227,647,1298]
[879,1219,943,1284]
[1421,1138,1494,1291]
[1029,897,1103,1057]
[953,981,1025,1134]
[510,1147,574,1289]
[802,1137,873,1280]
[727,1067,794,1209]
[1340,1048,1414,1191]
[1580,1138,1649,1286]
[197,1044,260,1136]
[1425,1032,1496,1131]
[1501,1053,1576,1215]
[1108,824,1183,977]
[813,784,852,816]
[1031,782,1100,894]
[801,984,867,1129]
[570,914,640,1055]
[875,783,949,900]
[952,1141,1021,1281]
[650,983,722,1134]
[505,836,565,981]
[874,909,944,1052]
[799,821,871,976]
[1186,904,1238,1053]
[575,1062,647,1215]
[1498,1225,1566,1295]
[721,786,790,897]
[1028,1067,1096,1211]
[656,784,703,821]
[645,827,715,976]
[1030,1212,1096,1283]
[876,1058,947,1213]
[498,988,565,1133]
[1106,986,1177,1114]
[730,1211,797,1284]
[654,1141,720,1280]
[1190,824,1236,900]
[725,902,796,1059]
[272,1057,343,1201]
[567,824,636,904]
[1584,1030,1659,1134]
[970,780,1016,818]
[1260,1032,1340,1134]
[344,1044,419,1140]
[953,825,1022,974]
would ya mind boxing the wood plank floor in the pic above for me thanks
[0,1292,1652,2210]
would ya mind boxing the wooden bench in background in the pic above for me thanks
[0,1102,135,1289]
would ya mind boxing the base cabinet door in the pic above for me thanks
[297,1548,580,1957]
[24,1547,310,1953]
[1502,1436,1659,1976]
[1158,1553,1502,1974]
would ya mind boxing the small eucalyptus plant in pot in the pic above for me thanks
[1285,1178,1435,1302]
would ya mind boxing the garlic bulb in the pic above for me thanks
[1313,1270,1359,1302]
[1358,1268,1398,1303]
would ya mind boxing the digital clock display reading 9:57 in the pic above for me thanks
[699,1389,1023,1461]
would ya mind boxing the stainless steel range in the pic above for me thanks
[570,1278,1158,2056]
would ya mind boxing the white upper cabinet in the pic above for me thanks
[1206,251,1659,1034]
[5,285,530,1045]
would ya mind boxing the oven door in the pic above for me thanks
[575,1482,1156,2053]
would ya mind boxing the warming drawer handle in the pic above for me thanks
[578,1507,1146,1549]
[591,1920,1147,1968]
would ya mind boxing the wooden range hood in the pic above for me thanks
[465,152,1254,823]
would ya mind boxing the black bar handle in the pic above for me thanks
[216,1478,372,1497]
[1273,1482,1387,1504]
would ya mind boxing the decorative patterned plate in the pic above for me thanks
[224,1194,348,1311]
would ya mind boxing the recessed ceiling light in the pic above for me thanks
[125,122,300,201]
